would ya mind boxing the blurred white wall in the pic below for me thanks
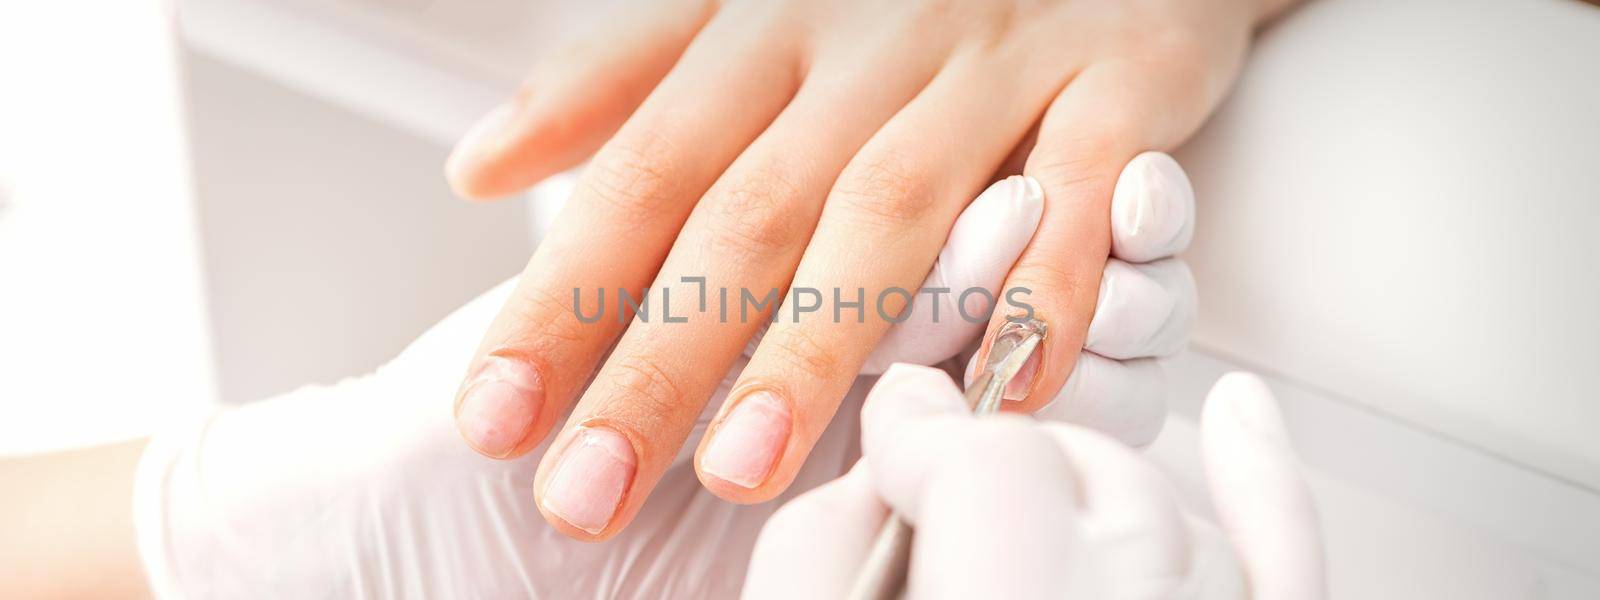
[181,49,531,403]
[0,1,537,454]
[0,1,215,454]
[1177,0,1600,493]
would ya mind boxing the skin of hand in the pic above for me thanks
[744,365,1326,599]
[443,0,1290,539]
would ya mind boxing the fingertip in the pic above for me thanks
[445,102,523,200]
[944,175,1045,271]
[446,95,587,200]
[698,390,794,500]
[1014,174,1046,229]
[860,365,968,497]
[987,174,1045,241]
[453,355,545,459]
[866,364,967,420]
[1110,151,1194,262]
[1204,371,1290,443]
[1210,370,1273,398]
[538,425,638,539]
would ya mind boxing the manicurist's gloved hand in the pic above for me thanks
[745,365,1326,599]
[443,0,1292,538]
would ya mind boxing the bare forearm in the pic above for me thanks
[0,440,151,599]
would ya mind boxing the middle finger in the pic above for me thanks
[530,32,951,538]
[452,8,798,461]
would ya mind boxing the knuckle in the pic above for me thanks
[1136,20,1212,66]
[700,161,809,258]
[764,325,844,382]
[606,354,691,426]
[1012,255,1094,306]
[830,150,935,227]
[582,129,681,221]
[1029,141,1123,208]
[507,285,590,348]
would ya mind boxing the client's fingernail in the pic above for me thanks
[543,426,636,535]
[455,356,543,458]
[1002,350,1040,401]
[702,391,791,489]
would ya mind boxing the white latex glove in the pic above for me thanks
[744,365,1325,599]
[133,156,1195,597]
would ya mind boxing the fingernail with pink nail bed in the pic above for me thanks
[1002,351,1040,402]
[543,426,637,535]
[456,356,544,458]
[701,391,792,489]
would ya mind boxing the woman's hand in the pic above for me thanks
[128,180,1046,597]
[445,0,1279,539]
[745,365,1326,599]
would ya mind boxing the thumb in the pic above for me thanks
[860,176,1044,374]
[1199,372,1327,600]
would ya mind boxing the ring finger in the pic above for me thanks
[699,48,1075,503]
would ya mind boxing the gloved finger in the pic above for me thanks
[858,364,974,518]
[742,465,889,600]
[860,176,1045,374]
[1083,258,1197,360]
[445,0,717,199]
[1200,372,1327,600]
[1175,515,1249,599]
[1110,151,1195,264]
[857,364,1086,598]
[1034,423,1196,598]
[906,419,1084,599]
[969,352,1167,447]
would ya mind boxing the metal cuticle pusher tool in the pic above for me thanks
[847,316,1049,600]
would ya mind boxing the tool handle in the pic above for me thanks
[846,512,914,600]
